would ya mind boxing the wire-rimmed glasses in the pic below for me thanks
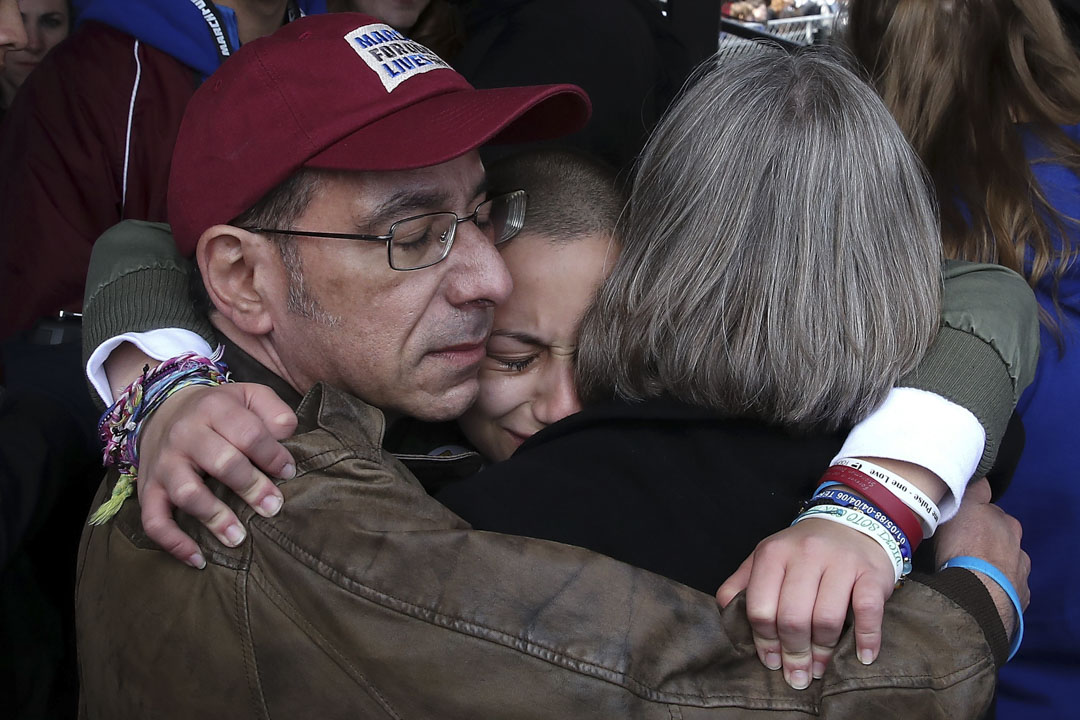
[242,189,528,270]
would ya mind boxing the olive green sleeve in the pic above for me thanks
[900,260,1039,478]
[81,220,215,371]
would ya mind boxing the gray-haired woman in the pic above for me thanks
[438,48,1031,687]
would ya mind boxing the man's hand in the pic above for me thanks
[716,518,896,690]
[136,382,297,568]
[934,478,1030,637]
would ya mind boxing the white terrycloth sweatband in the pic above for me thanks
[834,386,983,521]
[832,458,941,537]
[793,504,904,584]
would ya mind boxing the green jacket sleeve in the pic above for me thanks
[81,220,215,368]
[900,260,1039,479]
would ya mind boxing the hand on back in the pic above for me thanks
[716,516,896,689]
[134,382,297,568]
[717,477,1028,689]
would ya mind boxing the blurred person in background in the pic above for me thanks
[453,0,689,173]
[324,0,687,173]
[0,0,326,418]
[0,0,27,69]
[328,0,464,58]
[848,1,1080,717]
[329,0,429,29]
[0,0,70,115]
[0,4,82,720]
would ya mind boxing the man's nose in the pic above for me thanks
[532,358,582,426]
[443,220,513,308]
[0,2,27,54]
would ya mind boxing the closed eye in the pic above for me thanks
[493,355,537,372]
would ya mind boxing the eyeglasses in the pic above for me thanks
[242,189,528,271]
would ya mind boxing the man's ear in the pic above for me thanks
[195,225,282,336]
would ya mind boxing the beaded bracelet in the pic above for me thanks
[809,488,914,573]
[821,464,925,546]
[833,458,940,536]
[940,556,1025,662]
[793,504,905,584]
[88,352,231,525]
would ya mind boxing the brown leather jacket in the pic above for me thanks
[76,375,1008,719]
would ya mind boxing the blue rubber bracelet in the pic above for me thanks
[813,480,844,495]
[939,555,1024,662]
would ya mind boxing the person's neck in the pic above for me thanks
[215,0,290,45]
[211,313,310,396]
[212,315,405,428]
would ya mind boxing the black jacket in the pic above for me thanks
[437,398,846,594]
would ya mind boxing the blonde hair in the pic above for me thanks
[849,0,1080,342]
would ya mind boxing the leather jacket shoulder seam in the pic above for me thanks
[234,570,272,718]
[290,443,381,476]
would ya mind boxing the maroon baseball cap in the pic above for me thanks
[168,13,591,256]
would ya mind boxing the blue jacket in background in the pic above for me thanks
[72,0,327,78]
[996,123,1080,720]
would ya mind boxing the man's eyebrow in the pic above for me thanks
[365,178,490,228]
[490,329,544,346]
[366,189,450,228]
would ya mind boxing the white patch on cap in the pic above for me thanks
[344,23,450,93]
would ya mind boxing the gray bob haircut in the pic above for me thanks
[575,49,943,430]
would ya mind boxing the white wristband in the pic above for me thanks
[794,504,905,584]
[833,457,941,537]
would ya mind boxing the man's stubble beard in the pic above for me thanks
[280,242,341,328]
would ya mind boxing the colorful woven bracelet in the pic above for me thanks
[809,488,914,568]
[820,464,925,547]
[939,555,1024,662]
[89,352,231,525]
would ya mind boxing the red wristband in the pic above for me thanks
[820,465,924,548]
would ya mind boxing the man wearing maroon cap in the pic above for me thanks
[158,13,589,429]
[74,14,1014,719]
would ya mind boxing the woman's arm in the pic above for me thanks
[719,261,1039,687]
